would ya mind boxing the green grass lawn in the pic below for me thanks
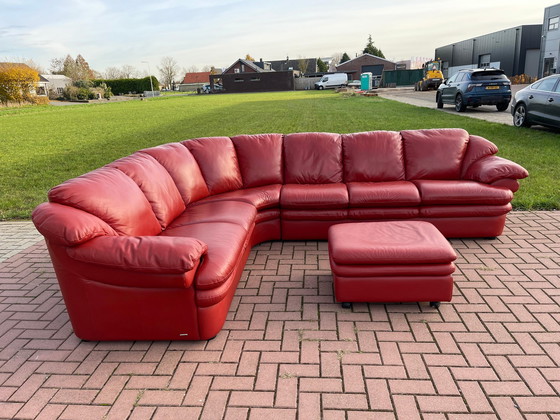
[1,90,558,220]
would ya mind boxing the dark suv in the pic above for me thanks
[436,68,511,112]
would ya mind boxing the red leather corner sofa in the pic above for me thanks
[32,129,528,341]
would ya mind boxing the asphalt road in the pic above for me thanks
[377,85,528,125]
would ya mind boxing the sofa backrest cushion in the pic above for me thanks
[108,153,185,229]
[402,129,469,180]
[141,143,209,205]
[232,134,283,188]
[48,167,161,236]
[283,132,343,184]
[460,135,499,178]
[342,131,405,182]
[184,137,243,195]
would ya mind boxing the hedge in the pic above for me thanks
[92,76,160,95]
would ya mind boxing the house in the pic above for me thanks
[214,58,294,93]
[41,74,72,96]
[335,54,397,81]
[540,3,560,77]
[178,71,212,92]
[435,25,542,78]
[255,57,317,74]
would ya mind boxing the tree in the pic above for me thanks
[0,63,39,105]
[363,35,385,58]
[245,54,255,61]
[74,54,94,80]
[53,54,96,81]
[104,66,122,79]
[340,52,351,64]
[186,65,199,73]
[158,56,179,88]
[317,58,328,73]
[120,64,138,78]
[297,57,309,74]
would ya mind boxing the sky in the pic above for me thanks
[0,0,554,76]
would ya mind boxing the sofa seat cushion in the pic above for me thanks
[166,201,256,233]
[328,221,456,265]
[414,180,513,205]
[192,185,281,210]
[282,209,348,220]
[420,204,512,218]
[348,208,419,220]
[330,260,456,277]
[160,222,249,290]
[347,181,420,207]
[281,183,348,210]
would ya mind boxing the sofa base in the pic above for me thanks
[282,214,508,240]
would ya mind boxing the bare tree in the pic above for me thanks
[120,64,137,78]
[187,65,199,73]
[104,66,121,79]
[49,57,64,74]
[297,56,309,74]
[158,56,179,89]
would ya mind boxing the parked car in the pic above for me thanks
[198,83,224,94]
[436,68,511,112]
[511,74,560,129]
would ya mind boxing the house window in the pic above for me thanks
[57,87,64,94]
[549,16,559,30]
[250,77,261,82]
[241,64,245,72]
[234,78,244,83]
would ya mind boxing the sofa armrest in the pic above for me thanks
[32,202,118,246]
[463,156,529,185]
[67,235,208,280]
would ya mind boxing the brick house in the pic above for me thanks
[336,53,397,80]
[215,59,294,93]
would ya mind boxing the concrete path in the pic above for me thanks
[377,85,529,125]
[1,212,559,418]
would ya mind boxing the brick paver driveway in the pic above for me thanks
[0,212,559,419]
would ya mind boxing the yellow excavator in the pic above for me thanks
[414,59,444,91]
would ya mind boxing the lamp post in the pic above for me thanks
[141,61,154,97]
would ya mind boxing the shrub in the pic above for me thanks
[92,76,160,95]
[0,64,40,105]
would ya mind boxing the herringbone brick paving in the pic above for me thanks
[0,211,559,419]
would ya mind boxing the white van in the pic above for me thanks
[314,73,348,90]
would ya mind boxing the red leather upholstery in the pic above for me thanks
[194,185,281,210]
[284,132,343,183]
[281,183,348,209]
[342,131,405,181]
[141,143,209,204]
[166,201,256,233]
[329,222,457,265]
[402,129,469,180]
[48,167,161,236]
[413,180,513,205]
[184,137,243,194]
[32,129,529,341]
[108,153,185,229]
[347,181,420,207]
[328,221,456,304]
[232,134,283,187]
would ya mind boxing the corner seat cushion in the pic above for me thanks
[402,129,469,180]
[281,183,349,209]
[48,167,161,236]
[160,222,249,290]
[413,180,513,205]
[165,201,256,233]
[108,153,185,229]
[191,185,281,210]
[231,134,283,187]
[342,131,405,181]
[328,221,457,265]
[184,137,243,195]
[347,181,420,207]
[283,132,343,183]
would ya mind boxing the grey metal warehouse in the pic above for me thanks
[435,25,542,78]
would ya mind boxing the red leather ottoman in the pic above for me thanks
[328,221,457,308]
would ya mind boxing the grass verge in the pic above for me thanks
[1,90,558,219]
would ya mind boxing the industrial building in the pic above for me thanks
[540,3,560,77]
[435,25,542,78]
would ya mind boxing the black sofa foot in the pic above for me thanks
[429,301,441,309]
[342,302,352,309]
